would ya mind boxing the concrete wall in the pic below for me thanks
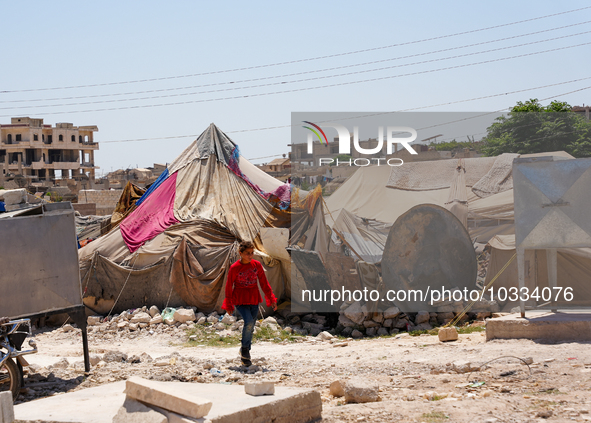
[78,189,122,216]
[72,203,97,216]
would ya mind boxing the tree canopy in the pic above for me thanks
[481,99,591,158]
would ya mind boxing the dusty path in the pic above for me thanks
[15,322,591,423]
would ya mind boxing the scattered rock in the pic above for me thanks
[221,314,236,325]
[173,309,196,324]
[103,350,128,363]
[316,331,334,341]
[130,312,151,324]
[438,327,458,342]
[342,378,380,403]
[87,316,102,326]
[51,358,69,369]
[149,305,160,317]
[383,307,400,320]
[330,380,345,397]
[344,302,365,325]
[351,329,363,339]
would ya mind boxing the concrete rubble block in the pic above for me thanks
[244,381,275,396]
[150,314,163,325]
[344,302,365,325]
[130,312,151,324]
[0,391,14,423]
[112,397,167,423]
[414,311,430,325]
[413,323,433,331]
[89,355,102,366]
[329,380,344,397]
[338,314,355,328]
[438,327,458,342]
[149,305,160,317]
[351,329,363,339]
[342,378,380,403]
[104,351,128,363]
[383,306,400,320]
[316,331,334,341]
[371,313,384,324]
[87,316,102,326]
[124,376,212,419]
[362,320,380,328]
[1,188,27,205]
[221,314,236,325]
[377,327,389,337]
[173,309,196,324]
[262,316,277,326]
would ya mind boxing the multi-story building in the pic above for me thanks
[0,117,99,182]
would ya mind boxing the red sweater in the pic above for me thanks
[222,259,277,314]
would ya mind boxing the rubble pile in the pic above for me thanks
[83,298,499,344]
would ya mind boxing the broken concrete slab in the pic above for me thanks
[14,380,322,423]
[486,311,591,342]
[125,377,212,419]
[0,391,14,423]
[112,397,167,423]
[244,381,275,396]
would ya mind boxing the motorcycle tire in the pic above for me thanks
[0,357,21,401]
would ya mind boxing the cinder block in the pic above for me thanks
[0,391,14,423]
[124,377,212,419]
[244,381,275,396]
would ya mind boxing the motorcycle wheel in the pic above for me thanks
[0,357,21,401]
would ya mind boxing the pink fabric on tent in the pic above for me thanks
[121,173,179,252]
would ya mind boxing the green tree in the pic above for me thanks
[481,99,591,158]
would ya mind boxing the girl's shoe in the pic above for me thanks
[240,347,252,367]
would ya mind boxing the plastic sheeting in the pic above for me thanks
[332,209,391,263]
[121,172,179,252]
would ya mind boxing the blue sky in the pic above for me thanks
[1,1,590,174]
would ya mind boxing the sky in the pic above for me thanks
[1,1,591,175]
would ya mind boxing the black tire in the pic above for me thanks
[0,357,21,401]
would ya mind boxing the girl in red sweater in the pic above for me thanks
[222,241,277,366]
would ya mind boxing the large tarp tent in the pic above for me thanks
[79,124,300,314]
[325,152,574,256]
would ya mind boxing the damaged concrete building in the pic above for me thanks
[0,117,99,184]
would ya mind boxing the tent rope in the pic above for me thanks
[106,251,140,321]
[444,253,516,328]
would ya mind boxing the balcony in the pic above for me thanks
[81,162,95,167]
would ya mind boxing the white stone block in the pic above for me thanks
[244,381,275,396]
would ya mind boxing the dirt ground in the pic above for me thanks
[15,320,591,423]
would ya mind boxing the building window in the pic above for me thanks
[15,134,21,142]
[34,134,38,141]
[79,135,82,143]
[71,135,75,142]
[7,134,12,144]
[48,135,52,143]
[59,134,63,141]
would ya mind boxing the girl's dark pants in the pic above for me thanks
[235,304,258,350]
